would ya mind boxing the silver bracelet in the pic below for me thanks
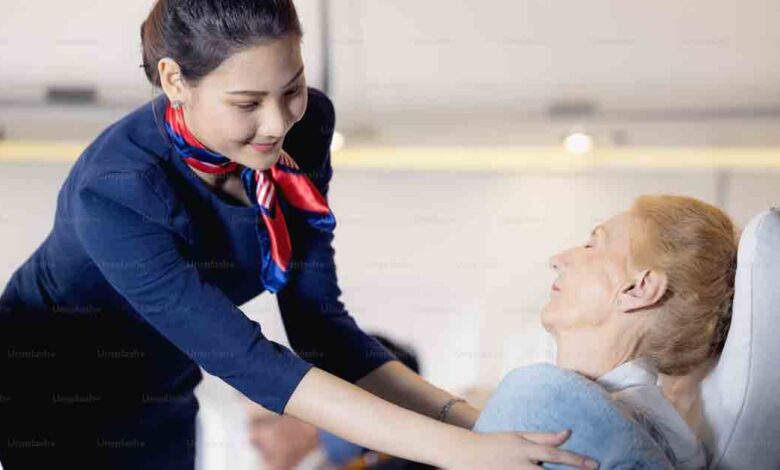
[438,397,467,422]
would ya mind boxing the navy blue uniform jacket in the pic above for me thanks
[0,89,395,467]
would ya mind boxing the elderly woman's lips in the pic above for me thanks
[552,283,561,292]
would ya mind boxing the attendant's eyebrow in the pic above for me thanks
[226,66,304,96]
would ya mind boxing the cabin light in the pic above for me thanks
[563,131,594,155]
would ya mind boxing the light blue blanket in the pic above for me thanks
[472,364,674,469]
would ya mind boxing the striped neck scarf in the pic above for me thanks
[163,101,336,293]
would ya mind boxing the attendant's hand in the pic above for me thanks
[444,429,599,469]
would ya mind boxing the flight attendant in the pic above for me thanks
[0,1,595,469]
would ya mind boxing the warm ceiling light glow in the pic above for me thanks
[330,131,345,152]
[563,132,594,155]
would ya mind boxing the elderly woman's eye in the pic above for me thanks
[236,102,258,111]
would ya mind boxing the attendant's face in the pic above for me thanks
[541,211,639,334]
[161,33,308,171]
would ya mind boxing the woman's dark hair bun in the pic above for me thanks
[140,0,302,88]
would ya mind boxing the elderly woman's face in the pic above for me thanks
[541,211,639,333]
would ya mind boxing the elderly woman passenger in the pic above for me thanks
[474,195,738,469]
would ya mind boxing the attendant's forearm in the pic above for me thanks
[355,360,481,430]
[284,367,473,467]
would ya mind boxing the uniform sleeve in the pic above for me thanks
[72,167,313,414]
[277,88,399,383]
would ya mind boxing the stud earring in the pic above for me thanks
[172,99,183,109]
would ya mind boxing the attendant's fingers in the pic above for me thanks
[524,441,599,469]
[518,429,571,446]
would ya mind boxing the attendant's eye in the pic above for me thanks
[235,102,258,111]
[285,86,302,97]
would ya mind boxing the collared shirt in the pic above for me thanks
[597,359,707,469]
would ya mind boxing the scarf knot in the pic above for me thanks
[164,102,336,293]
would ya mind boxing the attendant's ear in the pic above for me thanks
[158,58,191,104]
[616,269,668,313]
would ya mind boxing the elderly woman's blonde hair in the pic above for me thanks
[629,195,739,376]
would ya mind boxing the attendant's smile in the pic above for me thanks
[250,140,280,153]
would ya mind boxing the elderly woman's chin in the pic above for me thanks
[540,296,604,341]
[540,299,563,335]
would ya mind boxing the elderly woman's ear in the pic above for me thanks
[615,269,669,314]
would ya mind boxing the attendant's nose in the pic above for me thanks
[258,101,289,139]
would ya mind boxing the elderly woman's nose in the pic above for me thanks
[550,246,577,271]
[549,252,563,271]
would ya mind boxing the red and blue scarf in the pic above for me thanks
[163,102,336,293]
